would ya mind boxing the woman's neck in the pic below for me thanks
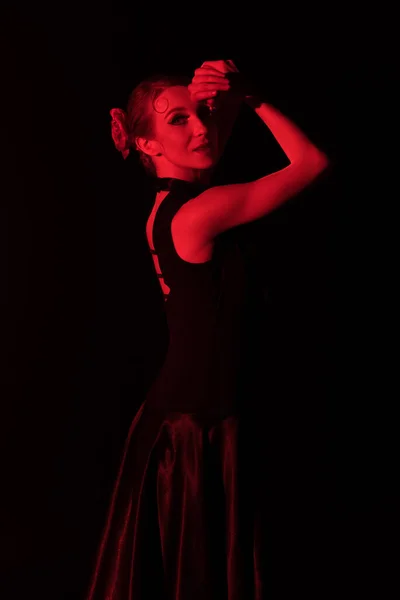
[155,169,212,186]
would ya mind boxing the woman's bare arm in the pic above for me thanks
[244,95,328,165]
[189,60,244,165]
[174,98,329,241]
[211,95,242,162]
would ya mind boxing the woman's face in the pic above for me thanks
[149,85,219,178]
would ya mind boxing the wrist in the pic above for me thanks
[244,94,263,109]
[215,90,243,113]
[230,71,262,108]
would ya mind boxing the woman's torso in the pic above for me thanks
[143,180,249,418]
[146,189,215,300]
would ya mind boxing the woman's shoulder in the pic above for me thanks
[172,180,252,244]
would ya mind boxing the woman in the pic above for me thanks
[87,59,329,600]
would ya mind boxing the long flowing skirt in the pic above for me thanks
[86,401,266,600]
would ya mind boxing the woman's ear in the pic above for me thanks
[135,137,162,157]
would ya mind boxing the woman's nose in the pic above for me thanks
[193,116,208,135]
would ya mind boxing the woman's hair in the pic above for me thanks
[110,73,191,176]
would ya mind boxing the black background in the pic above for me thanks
[0,4,397,599]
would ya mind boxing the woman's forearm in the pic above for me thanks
[245,96,328,166]
[214,97,242,159]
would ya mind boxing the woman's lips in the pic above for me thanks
[193,144,211,152]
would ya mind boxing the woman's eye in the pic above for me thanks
[170,114,187,125]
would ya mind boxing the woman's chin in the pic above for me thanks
[194,154,216,169]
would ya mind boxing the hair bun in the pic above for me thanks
[110,108,130,159]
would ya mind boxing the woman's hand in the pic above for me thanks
[188,60,250,166]
[188,59,245,109]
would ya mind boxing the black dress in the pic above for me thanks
[86,178,267,600]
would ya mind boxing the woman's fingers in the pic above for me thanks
[192,73,227,85]
[188,77,230,100]
[188,83,220,97]
[194,66,229,77]
[200,59,237,73]
[189,62,239,102]
[191,79,230,90]
[190,90,219,101]
[225,59,239,72]
[190,69,230,98]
